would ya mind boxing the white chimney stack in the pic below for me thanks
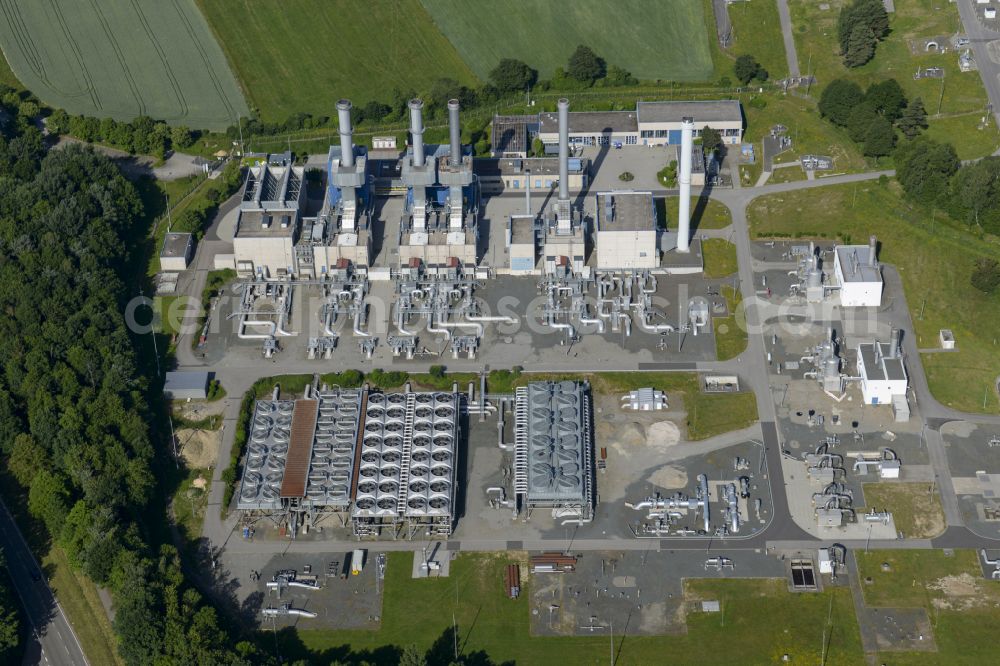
[677,117,694,253]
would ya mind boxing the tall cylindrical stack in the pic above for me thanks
[869,235,878,266]
[677,117,694,253]
[337,99,354,168]
[889,327,900,358]
[448,99,462,167]
[558,98,570,202]
[409,99,425,168]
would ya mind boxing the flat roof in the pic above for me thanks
[280,399,318,498]
[538,110,638,135]
[475,157,589,177]
[511,216,536,244]
[836,246,882,283]
[636,100,742,124]
[492,114,538,154]
[160,232,192,258]
[596,191,656,232]
[859,342,906,382]
[164,371,208,391]
[235,209,296,238]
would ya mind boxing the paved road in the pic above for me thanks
[775,0,802,78]
[956,0,1000,128]
[0,499,88,666]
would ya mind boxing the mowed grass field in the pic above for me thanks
[419,0,714,82]
[197,0,479,122]
[0,0,247,130]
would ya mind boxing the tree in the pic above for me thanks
[734,54,761,85]
[865,79,906,120]
[701,126,722,154]
[399,644,428,666]
[838,0,890,53]
[488,58,537,93]
[428,365,445,379]
[896,97,928,139]
[605,64,637,86]
[818,79,865,126]
[567,45,605,84]
[847,102,880,142]
[949,157,1000,229]
[894,136,960,206]
[863,116,895,157]
[170,126,193,150]
[971,257,1000,293]
[844,22,876,67]
[28,470,71,536]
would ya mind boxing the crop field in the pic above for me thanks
[0,0,247,130]
[197,0,478,123]
[419,0,714,82]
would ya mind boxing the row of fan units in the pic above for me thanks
[239,400,296,507]
[305,390,362,504]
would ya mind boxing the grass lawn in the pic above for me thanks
[725,0,789,80]
[743,94,870,173]
[420,0,713,82]
[0,48,22,89]
[769,165,808,183]
[198,0,478,122]
[748,180,1000,414]
[922,111,1000,160]
[714,285,748,361]
[285,553,862,664]
[788,0,999,156]
[855,549,1000,665]
[658,195,732,231]
[170,467,210,547]
[702,238,738,278]
[860,482,945,538]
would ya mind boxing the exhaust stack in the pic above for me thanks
[409,99,425,168]
[869,234,878,266]
[448,99,462,167]
[558,98,570,202]
[337,99,354,168]
[889,327,900,358]
[677,117,694,253]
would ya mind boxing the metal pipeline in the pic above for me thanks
[466,313,518,325]
[697,474,711,533]
[578,311,605,333]
[426,312,451,340]
[323,309,336,336]
[238,318,276,339]
[635,308,674,334]
[396,307,418,337]
[353,307,370,337]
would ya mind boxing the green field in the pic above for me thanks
[198,0,478,123]
[419,0,714,82]
[285,553,862,665]
[788,0,1000,159]
[748,180,1000,414]
[726,0,789,80]
[0,0,247,130]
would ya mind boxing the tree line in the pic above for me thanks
[819,77,926,157]
[0,95,265,664]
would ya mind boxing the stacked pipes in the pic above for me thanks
[409,99,426,168]
[677,117,694,253]
[337,100,354,168]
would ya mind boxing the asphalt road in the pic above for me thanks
[956,0,1000,128]
[0,499,88,666]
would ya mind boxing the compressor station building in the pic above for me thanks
[492,99,743,157]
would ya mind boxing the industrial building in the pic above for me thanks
[474,156,589,195]
[857,329,908,406]
[513,381,595,520]
[160,232,193,271]
[236,384,460,540]
[833,236,883,307]
[232,153,306,279]
[163,371,209,400]
[525,100,743,150]
[398,99,479,268]
[594,191,659,270]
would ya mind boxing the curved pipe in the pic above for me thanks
[396,307,419,337]
[579,312,605,333]
[323,309,336,336]
[426,312,451,340]
[239,318,276,339]
[353,308,370,337]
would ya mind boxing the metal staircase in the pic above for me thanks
[396,392,417,515]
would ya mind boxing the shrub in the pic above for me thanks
[971,257,1000,294]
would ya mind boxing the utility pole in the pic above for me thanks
[609,619,614,666]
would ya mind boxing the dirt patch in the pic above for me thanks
[928,573,984,610]
[646,421,681,449]
[192,476,208,490]
[597,420,646,449]
[176,428,220,469]
[174,399,226,422]
[648,464,689,489]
